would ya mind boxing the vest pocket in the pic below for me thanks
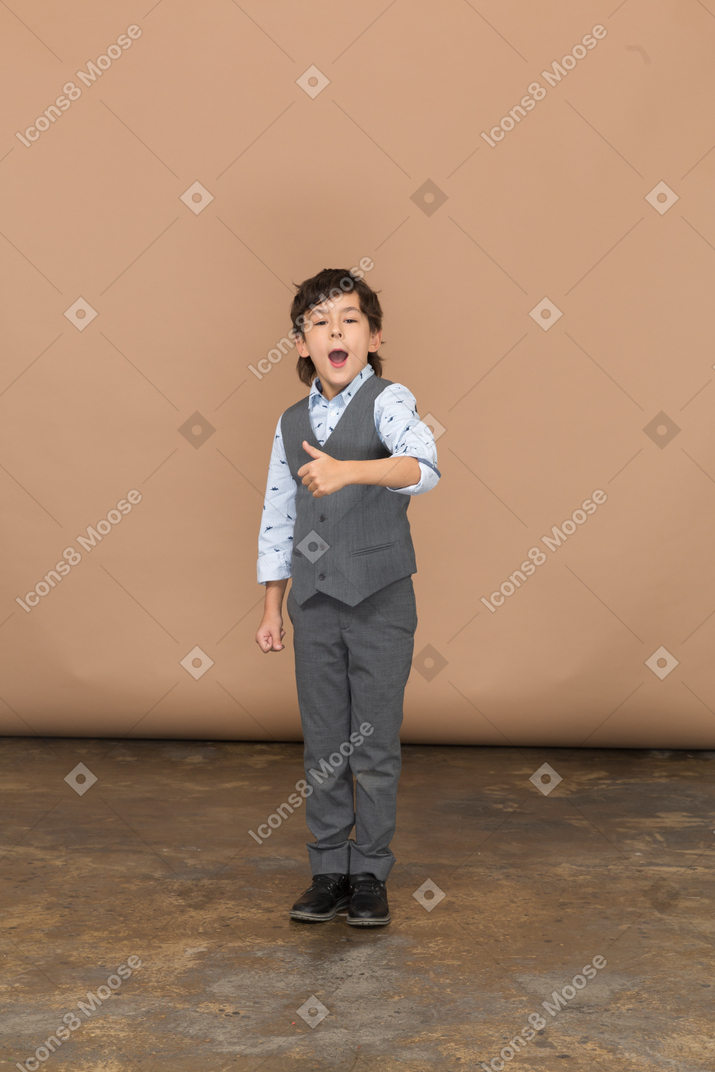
[349,541,396,557]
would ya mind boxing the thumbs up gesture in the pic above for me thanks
[297,441,348,498]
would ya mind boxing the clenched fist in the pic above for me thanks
[297,441,350,498]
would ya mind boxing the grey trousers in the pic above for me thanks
[285,574,417,881]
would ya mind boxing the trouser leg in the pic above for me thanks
[286,586,353,875]
[341,576,417,881]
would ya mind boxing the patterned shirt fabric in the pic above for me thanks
[257,363,441,584]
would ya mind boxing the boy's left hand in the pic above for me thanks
[298,441,348,497]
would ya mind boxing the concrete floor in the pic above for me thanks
[1,738,714,1071]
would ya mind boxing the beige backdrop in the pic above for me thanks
[2,1,714,747]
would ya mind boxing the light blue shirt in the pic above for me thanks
[257,363,441,584]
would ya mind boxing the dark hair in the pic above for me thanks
[289,267,385,387]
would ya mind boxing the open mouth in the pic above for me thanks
[329,349,348,368]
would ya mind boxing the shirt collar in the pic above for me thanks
[310,361,375,409]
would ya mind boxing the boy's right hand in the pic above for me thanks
[256,614,286,653]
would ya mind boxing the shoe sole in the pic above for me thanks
[289,896,350,922]
[346,913,391,927]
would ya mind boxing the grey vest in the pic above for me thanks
[281,373,417,606]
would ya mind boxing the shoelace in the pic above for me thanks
[350,877,385,896]
[309,874,346,893]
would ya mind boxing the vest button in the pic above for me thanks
[318,515,326,522]
[318,573,325,580]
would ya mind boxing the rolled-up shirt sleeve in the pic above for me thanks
[257,415,296,584]
[374,383,441,495]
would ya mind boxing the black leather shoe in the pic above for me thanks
[347,872,390,926]
[289,872,350,922]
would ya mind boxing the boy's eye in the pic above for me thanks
[313,318,357,326]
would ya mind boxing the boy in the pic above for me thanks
[255,267,440,926]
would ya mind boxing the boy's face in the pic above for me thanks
[295,291,381,401]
